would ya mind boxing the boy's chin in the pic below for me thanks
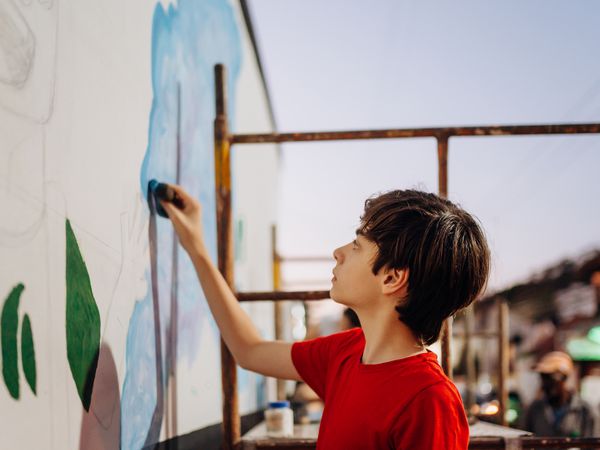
[329,289,346,305]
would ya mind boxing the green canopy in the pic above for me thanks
[567,326,600,361]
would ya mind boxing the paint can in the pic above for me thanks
[265,400,294,437]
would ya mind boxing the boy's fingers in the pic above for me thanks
[159,199,178,219]
[164,183,199,212]
[165,183,192,202]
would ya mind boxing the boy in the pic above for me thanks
[161,186,490,449]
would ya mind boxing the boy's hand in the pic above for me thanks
[159,183,206,256]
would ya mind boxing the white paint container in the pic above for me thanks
[265,401,294,437]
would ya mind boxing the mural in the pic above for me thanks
[1,284,22,399]
[0,0,278,448]
[21,310,37,395]
[65,219,101,412]
[1,282,36,399]
[121,2,241,447]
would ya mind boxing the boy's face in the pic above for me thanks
[330,234,382,308]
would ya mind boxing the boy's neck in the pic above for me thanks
[358,309,425,365]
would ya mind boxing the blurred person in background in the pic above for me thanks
[522,351,596,438]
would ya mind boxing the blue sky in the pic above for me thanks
[248,1,600,291]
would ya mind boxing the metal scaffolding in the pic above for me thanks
[212,63,600,450]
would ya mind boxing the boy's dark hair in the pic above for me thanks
[357,189,490,346]
[343,307,361,328]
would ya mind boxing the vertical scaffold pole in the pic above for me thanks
[437,134,453,379]
[498,298,509,427]
[465,304,476,413]
[272,225,287,400]
[214,63,240,450]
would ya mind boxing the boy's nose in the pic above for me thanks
[333,246,341,262]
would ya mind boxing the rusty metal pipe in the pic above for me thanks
[272,225,287,400]
[469,436,600,449]
[465,304,476,416]
[231,123,600,144]
[498,298,510,427]
[237,291,331,302]
[214,63,240,450]
[437,134,452,379]
[279,256,334,263]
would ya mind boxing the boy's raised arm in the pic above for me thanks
[159,183,303,382]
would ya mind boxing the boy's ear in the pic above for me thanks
[381,267,409,296]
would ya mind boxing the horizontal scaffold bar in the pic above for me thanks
[469,436,600,449]
[236,290,330,302]
[231,122,600,144]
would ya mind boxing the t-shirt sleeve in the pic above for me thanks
[391,380,469,450]
[291,333,340,400]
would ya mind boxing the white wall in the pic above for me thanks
[0,0,278,448]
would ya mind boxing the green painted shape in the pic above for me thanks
[66,219,101,411]
[21,314,36,395]
[1,283,24,399]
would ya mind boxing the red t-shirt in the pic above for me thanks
[291,327,469,449]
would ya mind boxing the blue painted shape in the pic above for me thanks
[121,1,241,448]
